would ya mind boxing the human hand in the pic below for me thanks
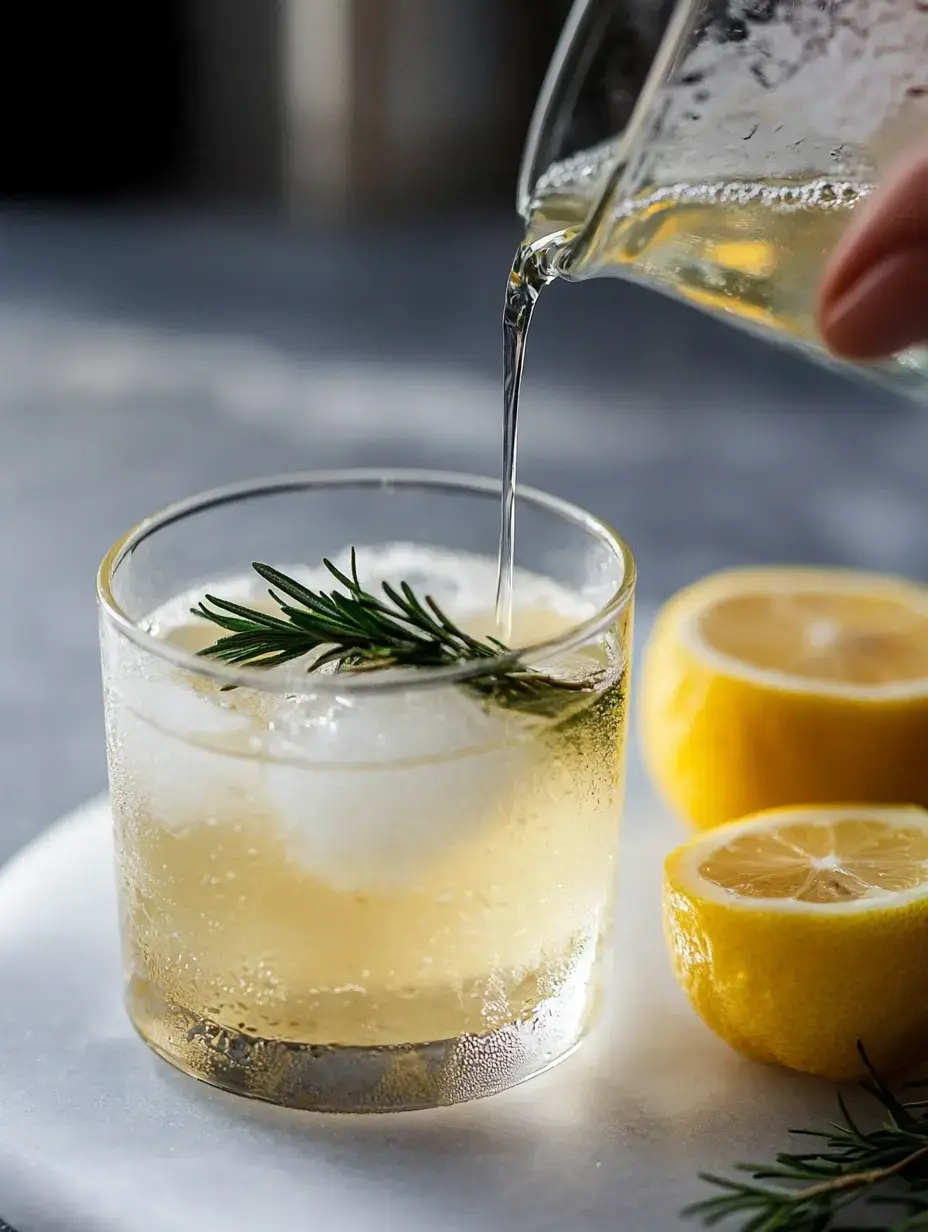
[818,150,928,361]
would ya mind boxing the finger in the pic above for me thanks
[818,247,928,360]
[820,150,928,309]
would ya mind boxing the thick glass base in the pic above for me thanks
[128,976,595,1112]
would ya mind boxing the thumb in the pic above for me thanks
[818,151,928,361]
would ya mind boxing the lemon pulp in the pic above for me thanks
[697,588,928,687]
[698,815,928,902]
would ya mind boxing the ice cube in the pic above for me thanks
[108,544,594,859]
[107,663,267,833]
[263,683,545,892]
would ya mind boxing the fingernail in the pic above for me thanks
[819,247,928,361]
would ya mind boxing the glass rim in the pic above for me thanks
[96,468,636,696]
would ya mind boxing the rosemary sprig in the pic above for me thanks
[191,549,597,715]
[686,1044,928,1231]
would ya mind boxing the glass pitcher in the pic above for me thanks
[518,0,928,398]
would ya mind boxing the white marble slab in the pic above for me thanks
[0,754,864,1232]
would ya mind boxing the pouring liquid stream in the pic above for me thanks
[493,146,627,638]
[493,243,559,638]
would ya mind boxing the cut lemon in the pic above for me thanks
[640,567,928,829]
[664,804,928,1078]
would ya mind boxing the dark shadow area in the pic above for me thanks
[0,5,189,201]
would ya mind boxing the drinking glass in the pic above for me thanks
[519,0,928,397]
[97,470,635,1111]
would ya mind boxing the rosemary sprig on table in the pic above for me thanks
[191,549,597,715]
[686,1044,928,1231]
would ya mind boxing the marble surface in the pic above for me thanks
[0,761,875,1232]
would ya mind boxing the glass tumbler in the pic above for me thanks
[97,470,635,1112]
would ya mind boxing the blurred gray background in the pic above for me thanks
[2,0,926,861]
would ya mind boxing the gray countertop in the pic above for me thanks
[2,207,926,860]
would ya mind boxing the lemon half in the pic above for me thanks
[641,567,928,829]
[664,804,928,1078]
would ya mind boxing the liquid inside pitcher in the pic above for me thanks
[519,0,928,398]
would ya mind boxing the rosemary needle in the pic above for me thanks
[192,548,599,715]
[686,1044,928,1231]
